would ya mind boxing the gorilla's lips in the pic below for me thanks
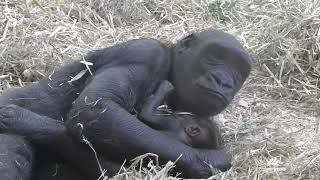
[199,86,228,105]
[199,86,229,107]
[193,74,229,105]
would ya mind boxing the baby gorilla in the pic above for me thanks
[138,81,222,149]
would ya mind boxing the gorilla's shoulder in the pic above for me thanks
[126,38,168,51]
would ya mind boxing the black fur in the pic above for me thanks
[0,30,251,179]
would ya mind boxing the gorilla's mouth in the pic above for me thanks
[197,86,228,105]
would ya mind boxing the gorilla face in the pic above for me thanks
[171,30,251,116]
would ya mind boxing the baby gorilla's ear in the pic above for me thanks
[185,124,201,137]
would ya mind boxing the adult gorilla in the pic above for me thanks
[0,30,251,179]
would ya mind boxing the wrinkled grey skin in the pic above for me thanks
[0,29,251,179]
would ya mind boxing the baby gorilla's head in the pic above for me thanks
[160,113,222,149]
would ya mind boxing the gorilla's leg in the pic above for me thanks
[0,134,34,180]
[35,150,87,180]
[0,104,122,179]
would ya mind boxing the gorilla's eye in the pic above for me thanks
[199,57,224,71]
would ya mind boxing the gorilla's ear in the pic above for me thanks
[180,33,195,49]
[185,124,201,137]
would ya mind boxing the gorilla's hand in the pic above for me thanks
[0,104,66,142]
[195,148,231,173]
[175,148,231,178]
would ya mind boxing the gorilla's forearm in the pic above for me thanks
[0,105,66,143]
[87,101,193,157]
[74,100,222,178]
[138,81,174,129]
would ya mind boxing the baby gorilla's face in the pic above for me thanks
[161,114,221,149]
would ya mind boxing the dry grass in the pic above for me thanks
[0,0,319,179]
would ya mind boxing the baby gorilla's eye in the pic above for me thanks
[185,125,201,137]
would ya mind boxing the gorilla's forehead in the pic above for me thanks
[194,30,242,47]
[194,30,252,69]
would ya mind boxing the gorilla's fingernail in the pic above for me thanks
[76,123,84,130]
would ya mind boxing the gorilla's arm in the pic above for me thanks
[0,39,164,180]
[72,99,230,178]
[0,105,121,179]
[0,100,229,178]
[0,105,66,143]
[0,40,151,120]
[138,80,174,129]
